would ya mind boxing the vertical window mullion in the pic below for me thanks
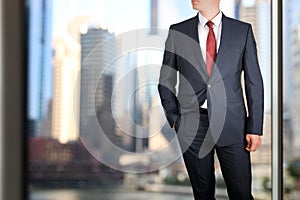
[271,0,283,199]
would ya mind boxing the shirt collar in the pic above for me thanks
[198,11,222,28]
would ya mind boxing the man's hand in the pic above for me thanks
[245,134,261,152]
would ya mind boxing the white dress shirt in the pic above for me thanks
[198,11,222,108]
[198,11,222,62]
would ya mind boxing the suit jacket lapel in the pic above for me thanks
[212,14,231,76]
[189,14,207,79]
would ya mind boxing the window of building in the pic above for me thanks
[27,0,272,199]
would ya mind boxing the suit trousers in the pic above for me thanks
[175,111,254,200]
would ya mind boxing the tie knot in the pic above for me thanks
[206,21,214,29]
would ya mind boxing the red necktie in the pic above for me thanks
[206,21,216,77]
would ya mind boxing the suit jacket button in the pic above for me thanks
[207,84,211,88]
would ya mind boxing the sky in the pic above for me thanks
[29,0,195,119]
[29,0,237,119]
[51,0,239,37]
[50,0,236,36]
[52,0,151,36]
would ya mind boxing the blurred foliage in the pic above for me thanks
[163,176,191,186]
[262,176,271,192]
[287,158,300,178]
[262,176,294,194]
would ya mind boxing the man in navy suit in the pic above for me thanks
[158,0,264,199]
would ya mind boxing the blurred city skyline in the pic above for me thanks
[27,0,272,178]
[20,0,300,199]
[28,0,242,121]
[27,0,300,198]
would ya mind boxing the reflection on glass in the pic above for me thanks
[27,0,271,199]
[283,0,300,199]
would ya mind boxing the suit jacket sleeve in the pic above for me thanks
[158,26,180,127]
[243,25,264,135]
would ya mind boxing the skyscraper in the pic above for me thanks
[51,16,89,143]
[52,34,81,143]
[239,0,272,192]
[239,0,271,113]
[28,0,53,138]
[80,27,118,148]
[28,0,53,121]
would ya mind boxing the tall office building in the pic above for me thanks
[51,16,89,143]
[80,28,116,115]
[52,35,81,143]
[239,0,272,190]
[239,0,257,42]
[148,97,170,151]
[80,28,119,149]
[112,50,139,152]
[28,0,53,138]
[239,0,271,113]
[28,0,53,122]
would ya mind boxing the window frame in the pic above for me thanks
[0,0,285,199]
[271,0,283,199]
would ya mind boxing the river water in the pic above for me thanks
[30,188,195,200]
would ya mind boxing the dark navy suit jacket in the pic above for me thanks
[158,14,264,146]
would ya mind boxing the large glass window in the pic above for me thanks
[283,0,300,199]
[27,0,271,199]
[237,1,272,199]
